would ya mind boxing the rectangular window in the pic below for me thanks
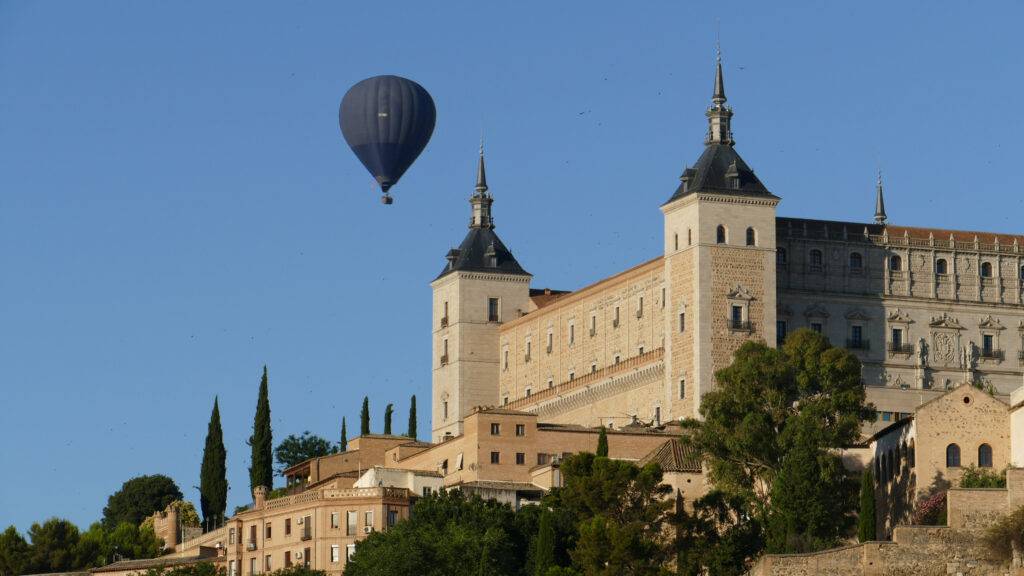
[488,298,500,322]
[777,320,787,346]
[654,406,661,425]
[568,371,575,381]
[538,453,550,465]
[731,305,743,328]
[284,553,291,568]
[387,509,398,528]
[688,228,692,245]
[503,349,508,371]
[851,325,863,347]
[983,334,994,355]
[265,523,272,539]
[614,355,620,364]
[516,424,525,436]
[229,561,237,576]
[881,411,892,422]
[490,451,500,464]
[423,486,433,497]
[265,555,271,572]
[229,528,235,544]
[249,558,256,575]
[490,423,500,435]
[547,378,554,388]
[525,387,532,397]
[674,233,678,251]
[638,346,644,355]
[891,328,903,350]
[547,331,553,353]
[590,315,597,336]
[285,518,291,535]
[637,297,644,318]
[331,512,339,529]
[347,511,357,536]
[303,548,311,568]
[810,322,822,334]
[516,452,525,465]
[679,312,685,332]
[679,378,685,399]
[614,306,620,327]
[503,396,509,405]
[346,544,356,561]
[662,287,666,308]
[525,340,531,360]
[331,545,340,563]
[364,510,373,527]
[249,524,256,544]
[569,323,575,345]
[443,401,448,420]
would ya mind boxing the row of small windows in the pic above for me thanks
[946,443,993,468]
[775,248,1024,278]
[715,225,758,246]
[875,441,915,483]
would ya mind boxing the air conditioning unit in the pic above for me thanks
[296,517,304,525]
[294,552,303,560]
[363,526,373,534]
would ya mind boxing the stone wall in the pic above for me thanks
[948,488,1009,530]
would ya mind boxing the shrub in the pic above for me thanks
[959,466,1006,489]
[982,506,1024,562]
[912,491,946,526]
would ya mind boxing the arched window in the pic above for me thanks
[777,247,787,265]
[1020,265,1024,280]
[809,249,823,268]
[900,442,908,472]
[746,227,756,246]
[979,444,993,468]
[890,255,902,271]
[909,439,916,468]
[981,262,993,278]
[887,450,895,480]
[849,252,863,270]
[935,258,948,275]
[946,443,961,467]
[716,225,726,244]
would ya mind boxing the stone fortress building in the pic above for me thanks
[431,52,1024,441]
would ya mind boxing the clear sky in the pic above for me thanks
[2,1,1022,532]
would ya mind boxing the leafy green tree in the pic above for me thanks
[857,467,876,542]
[982,505,1024,565]
[675,490,763,576]
[682,329,874,551]
[274,432,337,473]
[103,475,183,528]
[141,501,199,536]
[407,395,417,439]
[384,404,394,435]
[74,522,162,568]
[595,427,608,458]
[344,490,534,576]
[249,366,274,493]
[360,396,370,435]
[26,518,80,573]
[960,466,1007,488]
[200,397,228,525]
[533,511,556,576]
[764,423,855,552]
[340,417,348,452]
[0,526,30,576]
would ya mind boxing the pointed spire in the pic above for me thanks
[475,138,488,195]
[469,139,494,229]
[705,44,734,146]
[712,44,727,107]
[874,169,887,224]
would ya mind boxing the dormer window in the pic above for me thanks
[484,242,498,268]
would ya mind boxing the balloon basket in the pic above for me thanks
[381,194,394,205]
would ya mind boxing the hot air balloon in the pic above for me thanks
[339,75,437,204]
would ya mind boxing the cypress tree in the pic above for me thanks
[340,417,348,452]
[596,426,609,457]
[384,403,394,435]
[533,510,556,576]
[249,366,273,493]
[858,466,877,542]
[360,396,370,435]
[407,394,417,439]
[200,397,228,526]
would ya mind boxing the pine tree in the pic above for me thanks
[200,397,228,526]
[533,510,556,576]
[407,395,417,439]
[360,396,370,435]
[596,426,609,457]
[384,404,394,435]
[858,466,877,542]
[340,417,348,452]
[249,366,273,493]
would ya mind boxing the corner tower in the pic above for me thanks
[661,50,780,420]
[431,146,531,441]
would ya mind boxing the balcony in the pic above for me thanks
[888,343,915,355]
[301,529,312,541]
[846,339,871,351]
[440,354,449,366]
[440,316,449,328]
[728,319,754,332]
[980,349,1004,361]
[1019,350,1024,363]
[246,540,257,551]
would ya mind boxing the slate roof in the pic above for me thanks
[436,226,529,279]
[665,143,776,204]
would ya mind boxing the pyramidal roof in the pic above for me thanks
[436,148,529,279]
[665,51,776,204]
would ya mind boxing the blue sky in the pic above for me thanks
[2,1,1022,532]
